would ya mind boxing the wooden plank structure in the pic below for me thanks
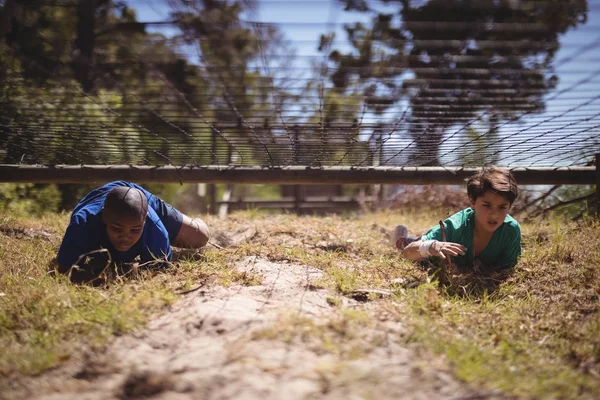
[216,195,378,213]
[0,165,596,185]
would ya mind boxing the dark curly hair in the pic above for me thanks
[466,166,518,204]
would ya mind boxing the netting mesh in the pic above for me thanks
[1,0,599,169]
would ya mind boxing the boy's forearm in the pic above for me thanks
[402,240,426,261]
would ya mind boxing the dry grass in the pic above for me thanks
[0,207,599,399]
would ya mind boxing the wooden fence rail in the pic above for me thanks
[216,195,378,214]
[0,165,596,185]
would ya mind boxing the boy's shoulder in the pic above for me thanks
[503,214,521,232]
[139,208,170,242]
[445,208,474,228]
[71,196,104,223]
[145,207,165,229]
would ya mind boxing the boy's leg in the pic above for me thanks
[172,214,210,248]
[149,195,210,248]
[392,224,419,250]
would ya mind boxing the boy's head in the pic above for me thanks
[466,166,518,205]
[101,187,148,252]
[466,167,518,234]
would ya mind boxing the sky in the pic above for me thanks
[125,0,600,167]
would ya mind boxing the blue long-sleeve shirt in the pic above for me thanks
[57,181,181,268]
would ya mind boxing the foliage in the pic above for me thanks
[547,185,596,218]
[458,126,500,167]
[0,183,61,215]
[329,0,588,165]
[141,183,193,207]
[531,185,596,220]
[0,0,303,208]
[0,0,293,167]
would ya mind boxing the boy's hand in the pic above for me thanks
[430,241,466,259]
[69,257,111,284]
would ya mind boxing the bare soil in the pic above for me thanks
[7,256,498,400]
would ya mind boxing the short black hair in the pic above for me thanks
[103,186,148,221]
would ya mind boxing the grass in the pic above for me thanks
[385,216,600,398]
[0,213,259,376]
[0,208,599,399]
[0,214,178,375]
[251,307,375,360]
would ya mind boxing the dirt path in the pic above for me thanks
[18,257,494,400]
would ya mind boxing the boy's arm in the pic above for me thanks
[402,218,466,261]
[56,222,93,273]
[139,222,173,268]
[403,239,466,261]
[56,222,115,284]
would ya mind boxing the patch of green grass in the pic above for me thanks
[389,218,600,399]
[1,208,599,400]
[0,213,233,376]
[214,209,599,397]
[0,238,177,375]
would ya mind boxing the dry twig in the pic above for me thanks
[68,248,113,284]
[438,220,452,270]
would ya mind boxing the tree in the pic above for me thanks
[329,0,588,165]
[0,0,217,207]
[172,0,296,165]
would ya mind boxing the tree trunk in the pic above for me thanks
[0,0,21,43]
[73,0,99,92]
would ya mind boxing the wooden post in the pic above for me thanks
[292,124,301,214]
[207,184,216,215]
[208,127,218,215]
[596,153,600,218]
[378,184,386,203]
[374,130,383,203]
[294,186,302,214]
[218,146,234,219]
[197,183,207,214]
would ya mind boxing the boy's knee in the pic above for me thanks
[173,216,210,248]
[193,218,210,247]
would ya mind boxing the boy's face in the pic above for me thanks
[103,214,145,252]
[470,190,511,234]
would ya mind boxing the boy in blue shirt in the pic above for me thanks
[393,166,521,272]
[56,181,210,283]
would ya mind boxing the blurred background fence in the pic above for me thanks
[0,0,599,215]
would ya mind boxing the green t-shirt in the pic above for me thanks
[422,208,521,269]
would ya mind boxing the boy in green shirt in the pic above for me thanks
[394,166,521,272]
